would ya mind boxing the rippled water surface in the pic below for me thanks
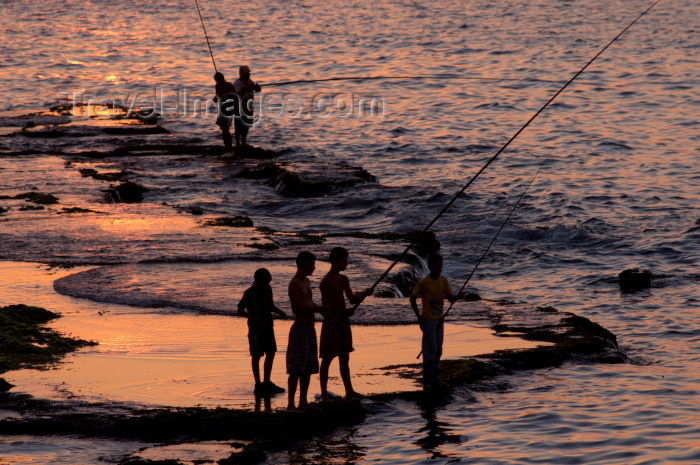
[1,0,699,463]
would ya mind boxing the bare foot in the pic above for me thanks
[346,391,364,399]
[298,402,322,412]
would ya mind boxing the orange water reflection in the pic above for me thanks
[1,262,544,411]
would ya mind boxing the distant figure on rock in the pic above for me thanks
[319,247,373,401]
[286,251,327,411]
[213,72,236,154]
[237,268,288,397]
[410,253,463,388]
[233,65,262,152]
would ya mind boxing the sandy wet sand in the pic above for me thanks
[1,261,543,411]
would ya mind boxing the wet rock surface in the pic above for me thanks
[618,268,652,291]
[104,181,149,203]
[0,304,95,385]
[0,301,625,465]
[2,192,60,205]
[376,304,626,403]
[202,216,255,227]
[235,161,376,197]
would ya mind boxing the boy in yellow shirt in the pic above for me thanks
[410,253,463,386]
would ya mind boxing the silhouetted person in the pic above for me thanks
[233,65,261,151]
[409,253,463,387]
[237,268,287,396]
[213,72,235,154]
[319,247,372,400]
[286,251,327,411]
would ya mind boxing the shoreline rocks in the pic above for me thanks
[235,161,376,198]
[0,301,624,465]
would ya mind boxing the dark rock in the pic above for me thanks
[274,171,332,197]
[19,128,65,138]
[0,378,13,392]
[186,206,204,215]
[119,459,184,465]
[102,126,169,135]
[203,216,254,227]
[234,162,280,180]
[105,182,148,203]
[463,292,481,301]
[79,168,129,182]
[219,446,267,465]
[0,304,96,374]
[235,162,375,198]
[58,207,99,214]
[247,243,279,251]
[234,145,280,160]
[14,192,59,204]
[618,268,652,291]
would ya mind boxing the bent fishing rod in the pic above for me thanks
[352,0,664,313]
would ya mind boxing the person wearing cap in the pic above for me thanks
[233,65,262,151]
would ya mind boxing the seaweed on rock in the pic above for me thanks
[0,304,96,379]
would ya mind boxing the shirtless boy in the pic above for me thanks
[286,251,326,410]
[319,247,372,400]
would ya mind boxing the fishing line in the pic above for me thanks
[352,0,664,313]
[194,0,218,72]
[415,147,555,359]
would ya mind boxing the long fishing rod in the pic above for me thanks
[415,147,555,359]
[352,0,664,312]
[262,75,559,87]
[194,0,218,72]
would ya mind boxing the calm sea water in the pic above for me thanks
[1,0,699,463]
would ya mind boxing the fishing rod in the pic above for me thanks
[262,75,561,87]
[415,147,555,359]
[352,0,664,313]
[194,0,218,72]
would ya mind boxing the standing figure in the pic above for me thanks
[237,268,288,396]
[409,253,463,387]
[319,247,372,400]
[286,251,326,411]
[233,65,262,151]
[213,72,236,154]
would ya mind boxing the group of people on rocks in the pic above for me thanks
[237,248,463,411]
[219,66,465,408]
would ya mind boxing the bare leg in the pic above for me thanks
[263,352,274,383]
[298,373,312,408]
[251,355,261,386]
[320,357,333,400]
[339,353,361,397]
[221,127,232,152]
[287,374,299,409]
